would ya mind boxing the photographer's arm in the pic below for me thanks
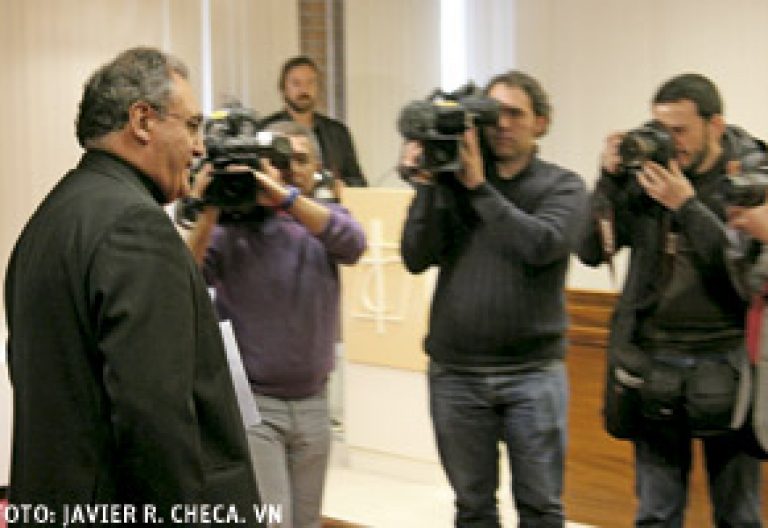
[398,142,455,273]
[578,133,635,266]
[186,206,220,266]
[639,160,731,266]
[253,170,331,235]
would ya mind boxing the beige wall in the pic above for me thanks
[345,0,442,187]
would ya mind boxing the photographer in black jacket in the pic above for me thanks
[578,73,764,527]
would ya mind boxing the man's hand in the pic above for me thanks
[601,132,625,175]
[398,141,434,185]
[729,202,768,243]
[636,160,694,211]
[456,127,485,189]
[254,158,293,207]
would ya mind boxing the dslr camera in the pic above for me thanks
[617,120,675,172]
[397,82,500,173]
[722,168,768,207]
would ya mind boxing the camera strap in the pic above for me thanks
[747,283,768,365]
[597,209,617,283]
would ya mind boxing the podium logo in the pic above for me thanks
[349,219,436,333]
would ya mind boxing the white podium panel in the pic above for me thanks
[341,188,435,372]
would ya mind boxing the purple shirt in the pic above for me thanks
[204,205,366,398]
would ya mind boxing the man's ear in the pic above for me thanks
[127,101,154,144]
[709,113,726,139]
[534,115,550,138]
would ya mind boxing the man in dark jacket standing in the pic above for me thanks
[578,73,763,527]
[400,71,587,528]
[259,55,367,187]
[4,47,264,526]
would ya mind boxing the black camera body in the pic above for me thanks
[618,120,675,171]
[722,169,768,207]
[201,108,292,208]
[397,83,500,173]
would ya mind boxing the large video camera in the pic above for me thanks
[175,107,294,226]
[201,107,292,208]
[617,120,675,172]
[397,82,500,173]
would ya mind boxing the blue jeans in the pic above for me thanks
[428,360,567,528]
[634,428,762,527]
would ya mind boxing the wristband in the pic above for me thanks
[279,186,300,210]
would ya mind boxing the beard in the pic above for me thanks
[680,129,711,176]
[285,94,315,113]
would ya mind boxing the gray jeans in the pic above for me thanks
[247,389,331,528]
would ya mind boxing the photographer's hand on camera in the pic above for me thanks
[729,202,768,243]
[257,158,332,235]
[636,159,694,211]
[456,127,485,190]
[601,132,625,175]
[398,141,434,185]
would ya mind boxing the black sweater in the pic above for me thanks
[401,157,587,366]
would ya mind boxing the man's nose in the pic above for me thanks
[193,135,205,157]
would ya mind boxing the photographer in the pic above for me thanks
[186,121,366,528]
[400,71,587,528]
[578,73,764,527]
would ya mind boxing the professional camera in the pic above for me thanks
[201,107,293,208]
[618,120,675,171]
[397,82,500,173]
[722,168,768,207]
[174,107,294,226]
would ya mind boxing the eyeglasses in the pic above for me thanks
[164,111,204,137]
[290,152,310,164]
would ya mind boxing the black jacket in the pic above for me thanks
[5,150,263,526]
[579,126,765,354]
[260,110,367,187]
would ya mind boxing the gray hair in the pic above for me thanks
[265,120,322,162]
[75,46,189,148]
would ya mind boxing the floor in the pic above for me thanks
[322,440,595,528]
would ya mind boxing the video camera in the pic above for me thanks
[175,107,294,226]
[617,120,675,172]
[397,82,500,173]
[201,107,292,208]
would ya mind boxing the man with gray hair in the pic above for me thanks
[186,120,366,528]
[5,46,264,525]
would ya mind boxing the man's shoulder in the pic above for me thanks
[258,110,291,128]
[530,157,585,187]
[313,113,350,132]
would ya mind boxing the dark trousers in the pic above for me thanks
[428,360,567,528]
